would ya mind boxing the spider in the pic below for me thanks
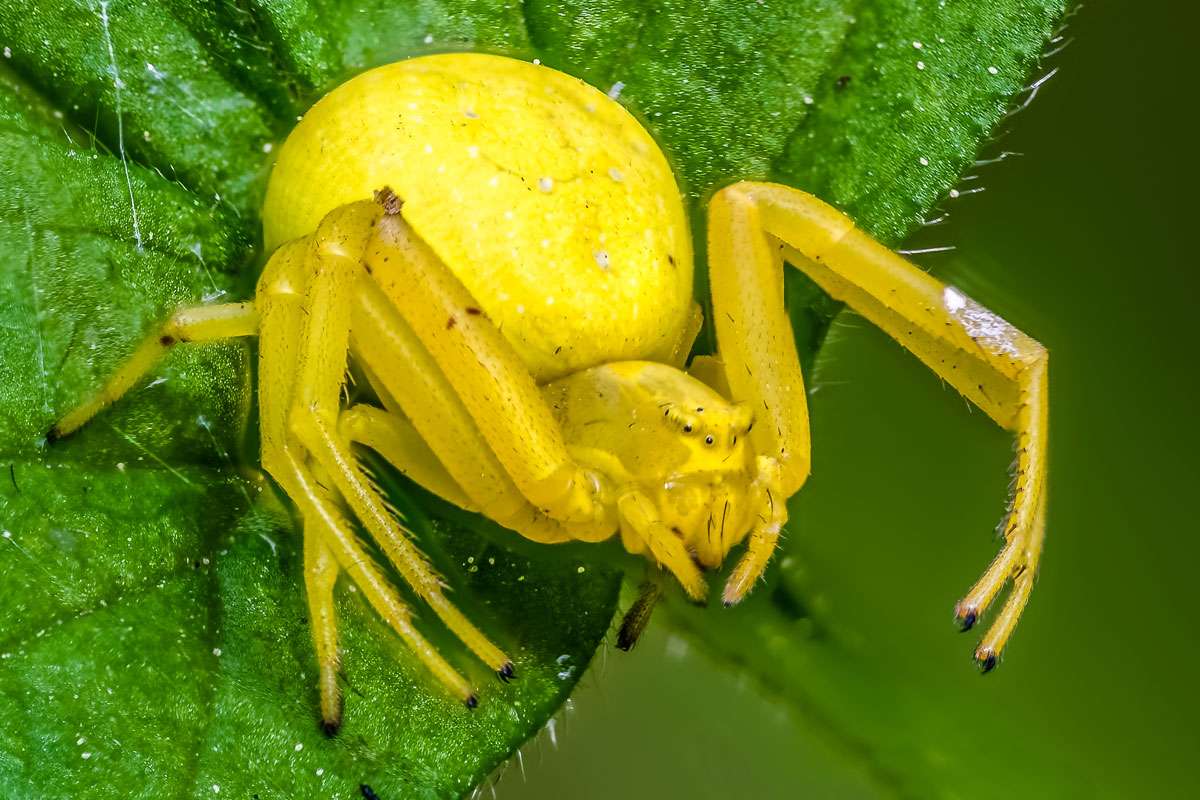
[49,53,1048,732]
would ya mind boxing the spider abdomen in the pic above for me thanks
[264,53,693,381]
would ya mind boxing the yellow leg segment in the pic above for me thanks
[49,301,257,440]
[350,277,567,537]
[286,201,513,677]
[618,491,707,602]
[256,240,309,490]
[364,204,608,527]
[708,191,812,497]
[711,181,1049,669]
[303,526,343,733]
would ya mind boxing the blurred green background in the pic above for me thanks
[503,2,1198,798]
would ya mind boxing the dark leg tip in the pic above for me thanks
[615,633,635,652]
[977,650,998,674]
[359,784,381,800]
[44,426,60,445]
[497,662,515,683]
[464,694,479,710]
[320,718,341,738]
[958,610,977,632]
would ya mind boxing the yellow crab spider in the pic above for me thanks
[49,53,1048,729]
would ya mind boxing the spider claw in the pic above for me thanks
[44,426,61,445]
[497,662,515,683]
[464,694,479,710]
[956,605,978,632]
[320,717,342,738]
[976,648,998,674]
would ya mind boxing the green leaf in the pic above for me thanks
[0,0,1064,797]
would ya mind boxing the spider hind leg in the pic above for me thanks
[708,181,1048,669]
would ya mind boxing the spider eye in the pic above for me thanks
[704,435,714,445]
[683,424,692,433]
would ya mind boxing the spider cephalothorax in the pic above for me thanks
[51,53,1048,730]
[543,360,774,583]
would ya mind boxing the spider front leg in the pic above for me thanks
[709,182,1049,670]
[257,238,479,722]
[283,200,514,680]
